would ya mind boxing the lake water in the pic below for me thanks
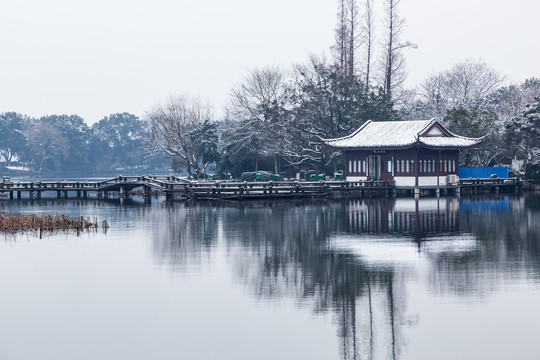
[1,194,539,360]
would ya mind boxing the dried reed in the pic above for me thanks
[0,212,99,234]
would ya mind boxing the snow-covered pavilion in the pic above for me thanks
[322,119,483,187]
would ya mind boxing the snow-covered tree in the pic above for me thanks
[514,97,540,164]
[146,95,215,177]
[444,106,502,167]
[290,56,396,172]
[0,112,29,166]
[418,59,504,118]
[224,66,290,174]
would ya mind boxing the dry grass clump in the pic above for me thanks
[0,212,98,234]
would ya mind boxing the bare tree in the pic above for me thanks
[145,95,214,177]
[334,0,349,74]
[227,66,289,173]
[416,72,449,119]
[363,0,375,90]
[25,121,69,172]
[346,0,362,76]
[443,59,504,106]
[418,59,505,119]
[381,0,416,98]
[333,0,363,76]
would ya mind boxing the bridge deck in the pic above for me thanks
[0,176,520,200]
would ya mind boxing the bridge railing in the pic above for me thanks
[183,179,396,197]
[0,180,101,191]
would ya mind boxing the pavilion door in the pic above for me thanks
[368,155,381,181]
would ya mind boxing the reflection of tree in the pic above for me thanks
[216,201,407,360]
[427,194,540,297]
[148,194,540,359]
[151,202,220,272]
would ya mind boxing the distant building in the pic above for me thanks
[322,119,482,187]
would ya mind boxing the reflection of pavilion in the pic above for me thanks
[346,197,460,238]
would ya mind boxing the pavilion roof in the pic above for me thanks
[322,119,483,150]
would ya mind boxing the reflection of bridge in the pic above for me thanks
[0,176,521,201]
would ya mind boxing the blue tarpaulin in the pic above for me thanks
[458,167,509,178]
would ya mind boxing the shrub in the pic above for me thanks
[306,170,317,180]
[525,163,540,184]
[240,171,274,182]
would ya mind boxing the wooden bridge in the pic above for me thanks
[0,175,187,201]
[0,176,521,201]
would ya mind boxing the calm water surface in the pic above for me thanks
[1,194,540,360]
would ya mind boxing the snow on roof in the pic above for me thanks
[323,119,482,150]
[419,136,481,148]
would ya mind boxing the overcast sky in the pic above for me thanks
[1,0,538,124]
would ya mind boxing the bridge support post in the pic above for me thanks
[143,185,150,198]
[17,191,21,199]
[83,191,88,199]
[37,191,41,200]
[119,186,127,199]
[143,185,152,204]
[57,190,62,199]
[9,191,13,200]
[63,190,68,198]
[76,190,81,199]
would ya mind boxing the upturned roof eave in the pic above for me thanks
[418,140,483,151]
